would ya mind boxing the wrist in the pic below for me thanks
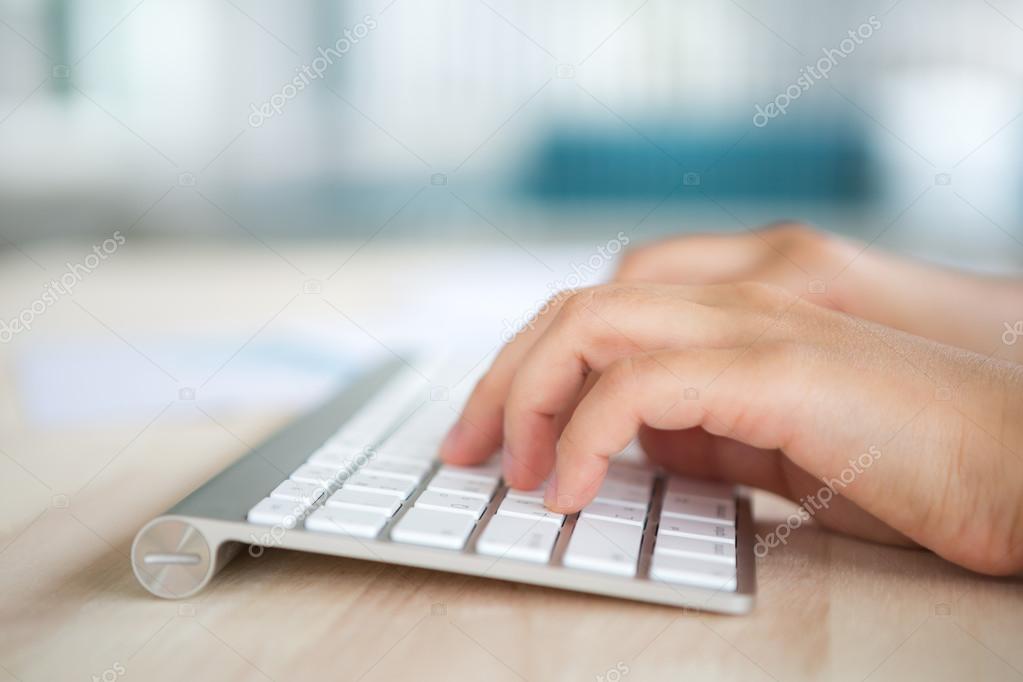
[950,365,1023,575]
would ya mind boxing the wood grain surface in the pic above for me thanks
[1,241,1020,682]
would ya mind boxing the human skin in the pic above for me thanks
[612,223,1023,363]
[440,224,1023,576]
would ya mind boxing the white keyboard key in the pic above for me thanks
[427,472,498,500]
[326,488,402,516]
[361,457,431,482]
[390,411,449,435]
[344,472,417,499]
[593,480,650,510]
[650,553,737,591]
[290,464,344,489]
[308,447,365,468]
[504,485,546,502]
[333,415,392,443]
[373,447,429,462]
[384,422,449,447]
[657,516,735,543]
[654,534,736,564]
[580,501,647,527]
[270,480,329,506]
[661,496,735,525]
[563,517,643,577]
[378,412,453,454]
[367,452,434,465]
[246,497,306,528]
[319,434,373,454]
[665,476,734,499]
[372,417,443,453]
[414,490,488,519]
[373,445,436,461]
[496,496,565,525]
[605,465,655,489]
[327,427,379,447]
[439,460,502,483]
[305,507,387,538]
[476,515,560,563]
[390,508,477,550]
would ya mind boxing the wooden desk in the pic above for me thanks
[1,239,1020,682]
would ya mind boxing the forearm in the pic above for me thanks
[830,245,1023,363]
[934,355,1023,574]
[614,224,1023,363]
[884,333,1021,572]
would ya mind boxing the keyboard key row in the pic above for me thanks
[382,459,501,550]
[250,449,740,591]
[648,484,738,591]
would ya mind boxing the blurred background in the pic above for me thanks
[1,0,1023,427]
[4,5,1023,674]
[1,0,1022,263]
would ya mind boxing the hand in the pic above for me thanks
[440,281,1023,576]
[615,223,1023,362]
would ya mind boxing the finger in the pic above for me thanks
[609,228,802,284]
[545,348,793,511]
[501,285,774,488]
[552,370,601,446]
[639,427,914,546]
[439,290,574,465]
[498,370,603,489]
[615,232,767,283]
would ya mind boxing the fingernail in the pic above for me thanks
[440,421,463,456]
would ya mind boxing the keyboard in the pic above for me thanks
[131,355,755,614]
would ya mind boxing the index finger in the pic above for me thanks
[439,292,571,465]
[545,347,767,512]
